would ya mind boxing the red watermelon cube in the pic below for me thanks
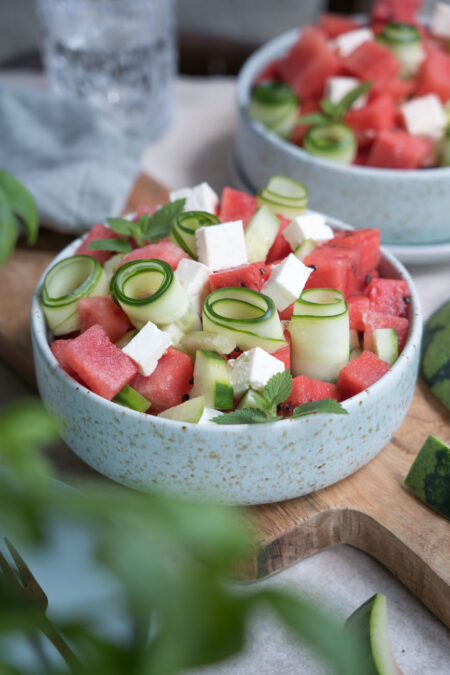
[272,344,291,370]
[209,263,263,292]
[365,278,410,317]
[131,348,194,413]
[345,94,397,146]
[266,216,292,263]
[65,324,138,400]
[337,350,391,399]
[119,239,189,270]
[278,27,341,100]
[219,188,258,226]
[362,310,410,351]
[51,339,77,378]
[348,295,370,332]
[279,303,294,321]
[76,224,119,264]
[77,295,133,343]
[318,13,360,38]
[133,203,157,221]
[254,60,281,85]
[305,242,361,297]
[285,375,338,410]
[372,0,421,24]
[415,50,450,104]
[366,130,433,170]
[385,78,415,102]
[343,42,400,93]
[331,229,381,277]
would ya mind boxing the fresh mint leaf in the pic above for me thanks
[292,399,348,418]
[0,169,39,246]
[296,113,329,127]
[88,238,132,253]
[212,408,273,425]
[0,201,19,266]
[106,217,138,238]
[320,99,340,118]
[264,370,292,412]
[337,81,371,116]
[141,198,186,243]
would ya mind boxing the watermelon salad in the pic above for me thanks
[40,175,411,425]
[248,0,450,169]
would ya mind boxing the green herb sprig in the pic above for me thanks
[297,81,372,127]
[88,199,186,254]
[0,169,39,265]
[212,370,348,424]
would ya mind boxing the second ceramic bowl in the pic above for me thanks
[235,28,450,247]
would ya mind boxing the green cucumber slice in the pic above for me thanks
[420,299,450,410]
[170,211,219,259]
[303,123,357,165]
[258,175,308,219]
[290,288,349,382]
[111,259,190,329]
[103,253,125,282]
[40,255,109,336]
[373,328,398,365]
[349,329,360,351]
[245,206,280,263]
[377,22,424,77]
[181,331,237,357]
[248,82,298,127]
[202,287,287,354]
[191,350,234,409]
[350,347,363,361]
[113,385,150,413]
[294,239,317,261]
[237,389,267,411]
[159,396,206,423]
[115,329,138,349]
[405,435,450,518]
[346,594,398,675]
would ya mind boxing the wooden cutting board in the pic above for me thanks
[0,173,449,628]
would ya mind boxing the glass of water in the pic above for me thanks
[35,0,175,140]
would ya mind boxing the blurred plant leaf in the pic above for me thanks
[0,169,39,246]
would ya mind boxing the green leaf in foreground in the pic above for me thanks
[212,408,278,425]
[264,370,293,411]
[296,113,330,126]
[106,216,138,238]
[0,201,19,266]
[88,238,133,253]
[336,81,372,116]
[141,198,186,243]
[292,399,348,418]
[0,169,39,246]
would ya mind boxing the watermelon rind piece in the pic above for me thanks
[345,593,398,675]
[420,300,450,410]
[405,435,450,519]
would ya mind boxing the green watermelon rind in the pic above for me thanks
[405,435,450,519]
[420,300,450,410]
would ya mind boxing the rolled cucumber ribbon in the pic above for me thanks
[257,175,308,219]
[40,255,109,336]
[170,211,219,259]
[111,259,191,330]
[248,82,299,138]
[303,123,357,165]
[377,22,424,77]
[289,288,349,382]
[202,287,287,353]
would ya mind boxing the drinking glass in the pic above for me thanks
[35,0,175,140]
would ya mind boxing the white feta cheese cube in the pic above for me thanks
[175,258,211,315]
[262,254,312,312]
[195,220,248,272]
[198,407,221,424]
[324,76,368,110]
[169,182,219,215]
[401,94,447,141]
[122,321,172,376]
[159,322,185,347]
[430,2,450,40]
[169,187,199,212]
[193,182,219,214]
[332,28,374,57]
[231,347,284,397]
[282,213,334,250]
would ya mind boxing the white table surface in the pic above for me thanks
[0,72,449,674]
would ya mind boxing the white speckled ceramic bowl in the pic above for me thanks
[31,218,422,505]
[235,28,450,247]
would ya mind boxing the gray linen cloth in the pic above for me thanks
[0,84,140,233]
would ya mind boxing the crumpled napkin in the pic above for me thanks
[0,83,141,233]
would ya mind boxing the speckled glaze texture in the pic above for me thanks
[235,28,450,246]
[31,221,422,505]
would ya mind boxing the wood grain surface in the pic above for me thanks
[0,172,448,627]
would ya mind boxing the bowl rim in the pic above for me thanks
[31,215,422,433]
[236,26,450,179]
